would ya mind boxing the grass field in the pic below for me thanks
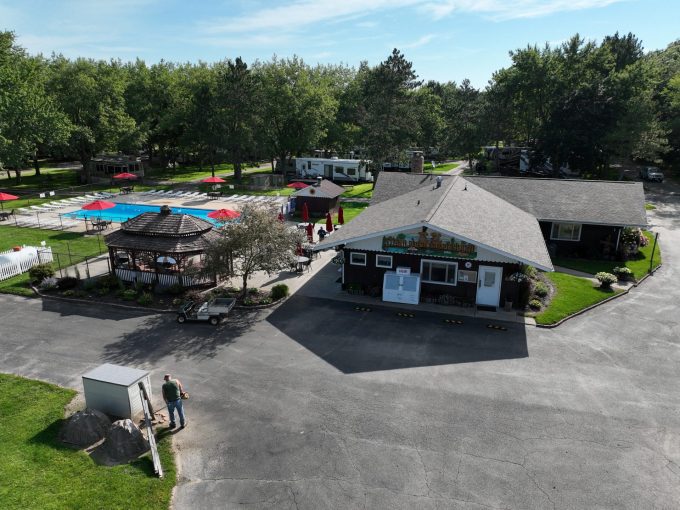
[0,226,103,296]
[423,162,460,174]
[0,373,175,510]
[0,166,81,191]
[553,231,661,281]
[535,272,623,325]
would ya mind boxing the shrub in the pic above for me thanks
[172,298,183,306]
[122,289,137,301]
[523,265,537,279]
[533,281,549,298]
[96,287,109,296]
[39,277,58,291]
[57,277,79,291]
[248,287,259,295]
[83,279,97,291]
[62,289,76,297]
[612,266,633,281]
[137,292,153,306]
[271,284,289,301]
[99,274,124,290]
[529,299,542,310]
[29,263,55,283]
[165,283,184,296]
[595,272,617,289]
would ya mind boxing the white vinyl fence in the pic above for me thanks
[0,246,53,281]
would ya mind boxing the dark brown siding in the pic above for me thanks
[343,248,521,306]
[297,196,338,216]
[541,222,621,258]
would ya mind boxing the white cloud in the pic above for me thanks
[420,0,627,21]
[401,34,436,49]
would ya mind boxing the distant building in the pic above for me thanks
[85,154,145,183]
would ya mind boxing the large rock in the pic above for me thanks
[59,409,111,447]
[100,419,149,463]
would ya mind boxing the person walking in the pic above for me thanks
[162,374,187,429]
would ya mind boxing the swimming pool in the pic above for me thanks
[64,202,221,224]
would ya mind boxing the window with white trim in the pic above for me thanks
[346,167,356,176]
[375,254,392,268]
[420,259,458,285]
[350,252,367,266]
[551,223,582,241]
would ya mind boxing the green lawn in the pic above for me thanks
[423,162,460,174]
[341,182,373,199]
[290,201,369,225]
[535,272,623,325]
[0,166,81,191]
[0,226,103,296]
[552,231,661,281]
[0,373,175,510]
[146,162,269,184]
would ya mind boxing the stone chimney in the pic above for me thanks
[410,151,424,173]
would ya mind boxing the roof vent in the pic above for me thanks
[160,205,172,215]
[436,176,442,189]
[315,176,322,186]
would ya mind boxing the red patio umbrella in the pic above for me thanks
[0,191,19,211]
[301,202,309,222]
[296,243,303,256]
[207,208,240,221]
[337,206,344,225]
[277,212,284,222]
[325,212,334,232]
[305,222,313,242]
[112,172,138,180]
[286,182,308,189]
[202,176,226,183]
[81,200,116,211]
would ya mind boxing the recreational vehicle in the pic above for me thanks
[296,157,373,183]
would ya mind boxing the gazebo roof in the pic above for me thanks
[105,207,220,254]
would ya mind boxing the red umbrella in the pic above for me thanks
[277,212,284,222]
[301,202,309,222]
[207,209,240,221]
[296,243,303,256]
[112,172,138,180]
[81,200,116,211]
[286,182,309,189]
[337,206,344,225]
[202,176,226,183]
[305,222,313,242]
[325,212,334,232]
[0,192,19,211]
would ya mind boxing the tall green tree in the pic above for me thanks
[441,79,485,170]
[360,49,422,184]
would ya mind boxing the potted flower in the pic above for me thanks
[595,272,617,289]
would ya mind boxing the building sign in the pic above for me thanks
[396,267,411,275]
[382,231,477,259]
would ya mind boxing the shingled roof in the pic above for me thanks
[294,179,345,199]
[317,175,554,270]
[105,207,220,254]
[466,176,647,226]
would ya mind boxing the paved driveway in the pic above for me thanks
[1,185,679,509]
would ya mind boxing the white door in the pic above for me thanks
[476,265,503,308]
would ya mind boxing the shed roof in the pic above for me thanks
[466,176,647,226]
[317,175,553,270]
[294,179,345,199]
[82,363,148,386]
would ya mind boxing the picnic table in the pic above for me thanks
[120,186,134,194]
[207,191,222,200]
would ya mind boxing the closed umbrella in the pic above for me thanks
[0,192,19,211]
[301,202,309,222]
[337,206,344,225]
[325,212,333,232]
[277,212,284,222]
[305,222,313,242]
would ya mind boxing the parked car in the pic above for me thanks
[640,166,664,182]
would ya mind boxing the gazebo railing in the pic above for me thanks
[114,268,213,288]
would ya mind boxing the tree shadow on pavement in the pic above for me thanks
[41,298,157,321]
[102,308,261,364]
[268,295,528,374]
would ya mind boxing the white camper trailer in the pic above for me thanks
[296,157,373,183]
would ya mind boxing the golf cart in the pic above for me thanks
[176,298,236,325]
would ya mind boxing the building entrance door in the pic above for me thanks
[476,265,502,308]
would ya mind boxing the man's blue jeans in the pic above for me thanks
[167,399,185,427]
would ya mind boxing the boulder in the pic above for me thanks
[100,419,149,462]
[59,409,111,447]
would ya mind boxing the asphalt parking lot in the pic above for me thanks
[1,182,679,509]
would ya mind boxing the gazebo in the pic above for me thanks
[105,205,220,288]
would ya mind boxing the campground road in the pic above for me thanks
[1,182,679,509]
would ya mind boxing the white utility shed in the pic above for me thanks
[82,363,152,418]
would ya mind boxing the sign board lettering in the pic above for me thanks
[383,232,476,259]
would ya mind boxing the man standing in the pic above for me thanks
[162,374,186,429]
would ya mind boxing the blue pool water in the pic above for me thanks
[64,202,220,224]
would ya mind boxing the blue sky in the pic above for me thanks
[1,0,678,87]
